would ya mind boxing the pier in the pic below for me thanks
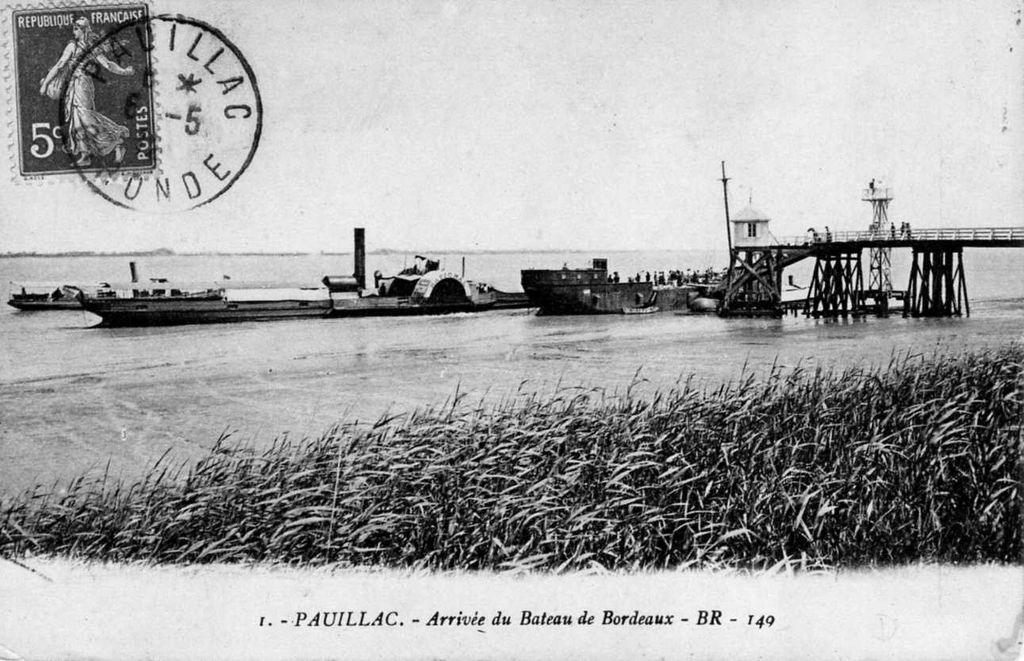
[719,225,1024,318]
[716,166,1023,318]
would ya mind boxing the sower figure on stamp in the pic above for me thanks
[39,17,134,167]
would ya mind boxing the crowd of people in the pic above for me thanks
[607,267,721,286]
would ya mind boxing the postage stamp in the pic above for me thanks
[11,4,155,177]
[7,4,262,211]
[78,13,263,211]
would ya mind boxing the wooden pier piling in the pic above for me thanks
[904,248,969,317]
[804,250,866,318]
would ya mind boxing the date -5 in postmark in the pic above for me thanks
[12,5,155,177]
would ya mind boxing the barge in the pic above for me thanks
[7,283,85,310]
[521,258,718,315]
[79,280,333,326]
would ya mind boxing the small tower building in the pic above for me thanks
[731,199,771,248]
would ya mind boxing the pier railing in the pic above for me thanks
[770,226,1024,248]
[861,187,893,201]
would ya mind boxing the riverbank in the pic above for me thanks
[2,344,1020,569]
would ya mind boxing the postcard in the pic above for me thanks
[0,1,1021,659]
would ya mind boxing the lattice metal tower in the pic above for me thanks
[863,181,892,293]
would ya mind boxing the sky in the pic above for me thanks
[1,0,1021,253]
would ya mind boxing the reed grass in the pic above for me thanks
[2,345,1021,570]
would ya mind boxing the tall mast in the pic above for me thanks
[720,161,733,254]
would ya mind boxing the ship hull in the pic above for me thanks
[81,291,518,325]
[330,297,497,317]
[81,297,333,326]
[7,299,82,310]
[330,288,502,317]
[521,269,697,315]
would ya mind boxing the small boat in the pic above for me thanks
[7,283,86,310]
[622,305,660,315]
[688,296,721,313]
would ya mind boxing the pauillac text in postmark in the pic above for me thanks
[82,14,263,211]
[12,5,156,177]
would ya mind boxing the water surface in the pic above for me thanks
[1,249,1021,493]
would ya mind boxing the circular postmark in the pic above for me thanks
[66,14,262,211]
